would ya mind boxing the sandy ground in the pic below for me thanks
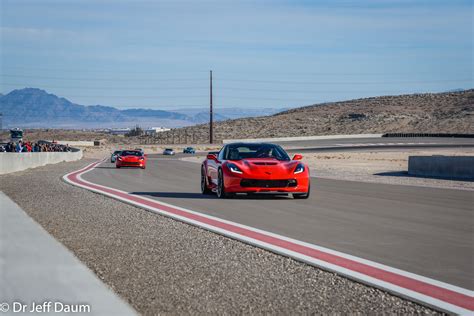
[181,148,474,191]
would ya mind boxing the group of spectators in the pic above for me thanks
[1,141,72,153]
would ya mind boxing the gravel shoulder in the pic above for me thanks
[0,159,440,314]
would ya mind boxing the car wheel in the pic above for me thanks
[201,167,212,195]
[293,184,310,199]
[217,169,232,198]
[116,165,120,169]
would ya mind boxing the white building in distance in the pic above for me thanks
[108,128,131,135]
[145,127,171,136]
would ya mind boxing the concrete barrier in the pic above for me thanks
[408,156,474,180]
[0,150,83,175]
[0,192,137,315]
[223,134,383,144]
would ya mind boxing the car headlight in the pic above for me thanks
[294,163,305,174]
[117,157,122,161]
[227,162,243,174]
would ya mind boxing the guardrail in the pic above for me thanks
[0,149,83,175]
[383,133,474,138]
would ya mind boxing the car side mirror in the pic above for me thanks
[207,153,217,160]
[293,154,303,160]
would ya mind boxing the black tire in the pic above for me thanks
[293,184,310,199]
[217,169,232,199]
[116,166,120,169]
[201,166,212,195]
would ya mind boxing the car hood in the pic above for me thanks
[229,159,301,178]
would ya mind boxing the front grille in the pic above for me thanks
[123,162,140,165]
[240,179,297,188]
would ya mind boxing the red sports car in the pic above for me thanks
[116,150,147,169]
[201,143,310,199]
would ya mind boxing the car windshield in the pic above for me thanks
[224,144,290,161]
[165,149,173,151]
[121,150,142,156]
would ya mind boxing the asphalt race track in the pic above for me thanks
[81,138,473,292]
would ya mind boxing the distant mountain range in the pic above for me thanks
[0,88,283,129]
[174,107,286,121]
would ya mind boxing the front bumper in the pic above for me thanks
[223,169,310,193]
[116,161,145,168]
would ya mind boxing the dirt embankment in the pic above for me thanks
[156,90,474,143]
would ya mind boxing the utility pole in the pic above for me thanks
[209,70,213,144]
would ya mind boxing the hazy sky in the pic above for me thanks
[1,0,472,110]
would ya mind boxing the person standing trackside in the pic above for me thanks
[15,141,23,152]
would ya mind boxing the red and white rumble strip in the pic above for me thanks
[64,160,474,315]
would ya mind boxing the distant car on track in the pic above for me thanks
[116,150,147,169]
[201,143,310,199]
[183,147,196,154]
[110,150,122,163]
[163,148,175,155]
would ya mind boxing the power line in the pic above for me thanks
[1,66,209,75]
[212,96,329,102]
[0,90,396,101]
[1,82,456,94]
[0,83,208,90]
[210,69,472,77]
[0,106,285,115]
[0,74,205,82]
[217,78,473,85]
[3,66,470,77]
[1,74,471,85]
[0,93,208,99]
[5,92,453,103]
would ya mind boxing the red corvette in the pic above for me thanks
[201,143,310,199]
[116,150,147,169]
